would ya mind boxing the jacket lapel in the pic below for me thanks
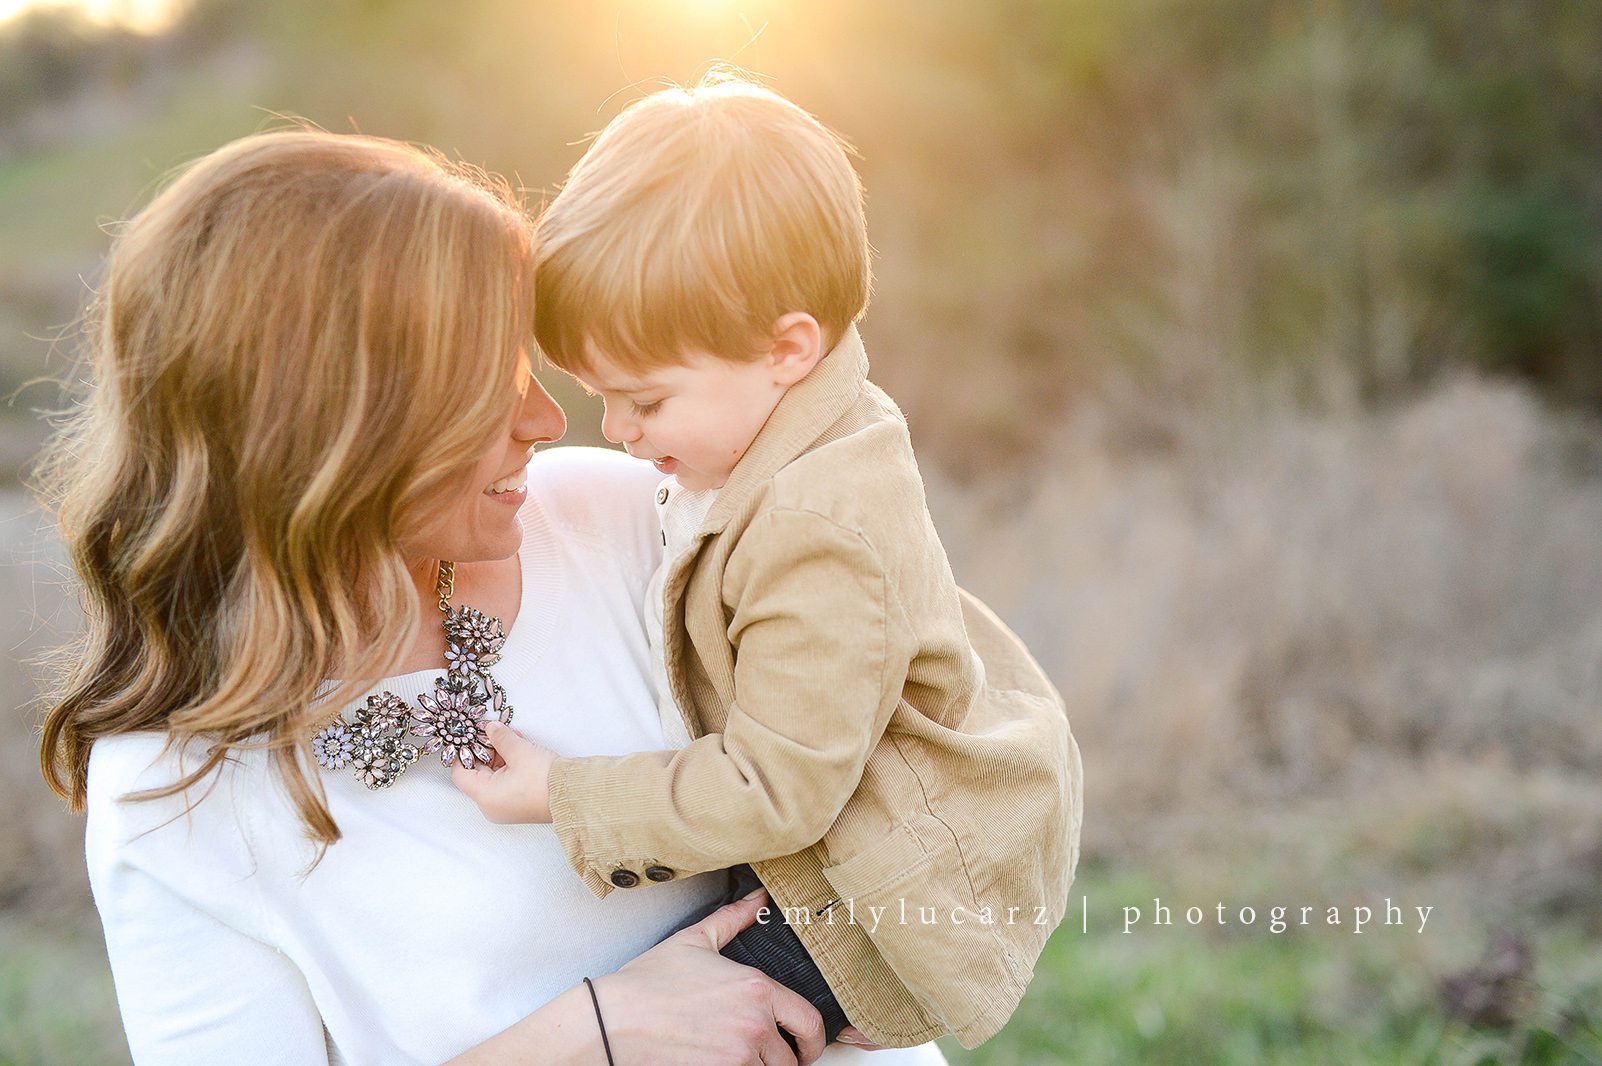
[702,324,868,534]
[656,323,870,732]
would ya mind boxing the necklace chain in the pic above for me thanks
[310,560,514,790]
[436,559,455,615]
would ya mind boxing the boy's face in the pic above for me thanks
[575,345,792,492]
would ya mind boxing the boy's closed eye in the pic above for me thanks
[630,398,663,417]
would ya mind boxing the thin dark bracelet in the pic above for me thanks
[582,976,616,1066]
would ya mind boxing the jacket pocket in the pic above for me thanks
[820,811,1028,1038]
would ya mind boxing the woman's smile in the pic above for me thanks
[485,465,529,505]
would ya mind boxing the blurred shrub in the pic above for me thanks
[0,9,133,137]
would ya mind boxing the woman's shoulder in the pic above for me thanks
[84,732,286,969]
[521,445,662,558]
[88,731,216,811]
[524,445,661,506]
[86,732,276,881]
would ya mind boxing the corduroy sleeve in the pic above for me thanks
[548,507,907,897]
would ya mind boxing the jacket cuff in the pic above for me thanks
[548,756,615,899]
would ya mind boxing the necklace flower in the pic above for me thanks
[310,562,514,790]
[414,680,494,769]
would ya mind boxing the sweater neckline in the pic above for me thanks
[325,494,564,708]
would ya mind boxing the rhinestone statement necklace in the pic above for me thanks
[310,561,514,790]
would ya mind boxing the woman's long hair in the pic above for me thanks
[36,128,535,847]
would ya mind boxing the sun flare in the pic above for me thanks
[0,0,185,34]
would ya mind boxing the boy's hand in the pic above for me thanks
[450,720,556,823]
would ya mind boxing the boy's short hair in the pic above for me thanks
[533,71,871,375]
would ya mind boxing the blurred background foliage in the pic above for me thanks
[2,1,1600,1063]
[3,0,1602,452]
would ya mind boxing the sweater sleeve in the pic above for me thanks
[547,507,905,894]
[91,863,330,1065]
[86,738,330,1065]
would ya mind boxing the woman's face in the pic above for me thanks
[406,355,567,565]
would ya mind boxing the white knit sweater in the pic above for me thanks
[85,448,732,1065]
[86,446,947,1066]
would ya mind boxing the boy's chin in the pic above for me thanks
[671,466,728,492]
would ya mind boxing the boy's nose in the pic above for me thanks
[600,404,639,445]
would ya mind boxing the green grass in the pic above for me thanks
[5,863,1599,1065]
[0,70,265,276]
[0,913,128,1066]
[940,863,1602,1066]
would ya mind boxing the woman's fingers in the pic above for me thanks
[680,892,824,1064]
[835,1025,887,1051]
[602,888,828,1064]
[679,888,769,952]
[759,1034,800,1066]
[766,982,826,1065]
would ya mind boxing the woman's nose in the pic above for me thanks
[514,373,567,445]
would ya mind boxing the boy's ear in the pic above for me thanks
[767,312,823,386]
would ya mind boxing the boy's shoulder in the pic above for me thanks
[760,380,929,535]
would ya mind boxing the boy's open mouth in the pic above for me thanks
[651,457,678,474]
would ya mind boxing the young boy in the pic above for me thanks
[455,72,1084,1051]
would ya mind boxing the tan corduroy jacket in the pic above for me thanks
[548,325,1084,1048]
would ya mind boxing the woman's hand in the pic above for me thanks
[836,1026,887,1050]
[451,720,556,822]
[446,888,826,1065]
[595,887,828,1064]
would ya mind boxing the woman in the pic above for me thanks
[35,128,907,1064]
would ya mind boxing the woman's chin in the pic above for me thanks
[430,514,525,566]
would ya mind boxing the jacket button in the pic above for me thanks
[644,865,676,882]
[609,868,640,888]
[656,487,670,504]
